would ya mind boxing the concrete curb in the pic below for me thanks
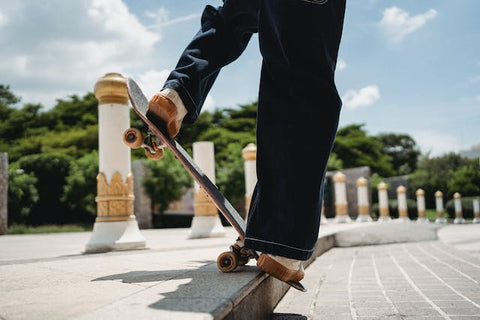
[212,234,336,320]
[215,222,443,319]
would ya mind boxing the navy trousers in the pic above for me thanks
[163,0,346,260]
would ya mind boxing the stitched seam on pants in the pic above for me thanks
[301,0,329,4]
[245,237,313,252]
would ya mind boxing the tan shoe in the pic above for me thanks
[257,253,306,291]
[147,93,182,138]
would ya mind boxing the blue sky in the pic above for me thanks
[0,0,479,155]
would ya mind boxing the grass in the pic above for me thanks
[425,209,438,221]
[7,224,92,235]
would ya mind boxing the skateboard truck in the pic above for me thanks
[123,128,164,160]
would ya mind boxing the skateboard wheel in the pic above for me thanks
[217,251,238,273]
[145,148,164,161]
[123,128,143,149]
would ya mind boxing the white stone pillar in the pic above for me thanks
[435,191,447,224]
[321,201,328,225]
[473,198,480,223]
[416,188,428,223]
[334,172,350,223]
[453,192,465,224]
[396,185,409,222]
[189,141,226,238]
[356,177,372,222]
[85,73,146,253]
[242,143,257,218]
[377,182,391,222]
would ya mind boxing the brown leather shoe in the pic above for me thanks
[257,253,305,283]
[147,93,181,138]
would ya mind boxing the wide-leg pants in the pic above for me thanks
[162,0,346,260]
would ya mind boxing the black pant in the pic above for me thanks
[163,0,346,260]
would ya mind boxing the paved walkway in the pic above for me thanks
[274,225,480,320]
[0,223,478,319]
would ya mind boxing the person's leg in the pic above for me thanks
[244,0,346,262]
[157,0,259,125]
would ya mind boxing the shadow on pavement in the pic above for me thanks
[92,263,260,314]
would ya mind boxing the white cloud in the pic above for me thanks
[379,7,437,44]
[146,8,200,28]
[337,59,347,71]
[413,131,463,156]
[0,10,7,26]
[342,85,380,109]
[0,0,160,108]
[203,95,216,112]
[137,69,170,100]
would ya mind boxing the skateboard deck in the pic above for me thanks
[126,78,247,239]
[125,78,305,292]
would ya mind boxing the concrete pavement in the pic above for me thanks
[274,224,480,320]
[0,222,478,319]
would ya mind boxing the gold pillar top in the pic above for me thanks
[356,177,368,187]
[377,182,388,191]
[416,188,425,196]
[94,72,128,105]
[435,191,443,198]
[242,143,257,161]
[333,171,346,183]
[396,185,406,194]
[454,192,461,199]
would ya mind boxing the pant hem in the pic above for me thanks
[162,79,199,124]
[244,237,313,261]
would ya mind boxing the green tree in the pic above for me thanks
[409,153,476,208]
[62,151,99,223]
[333,124,394,176]
[216,143,246,216]
[0,85,20,120]
[377,133,420,175]
[448,163,480,197]
[142,151,193,214]
[18,153,74,225]
[7,167,39,224]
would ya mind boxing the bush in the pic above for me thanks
[7,167,39,224]
[143,151,192,214]
[62,151,99,223]
[216,143,247,217]
[446,197,479,220]
[17,153,74,225]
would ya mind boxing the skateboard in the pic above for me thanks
[123,78,305,291]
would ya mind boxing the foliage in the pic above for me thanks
[216,143,247,216]
[447,164,480,197]
[377,133,420,175]
[333,124,394,177]
[62,151,99,223]
[142,151,193,214]
[7,167,39,225]
[326,152,343,171]
[409,153,476,208]
[17,153,74,225]
[7,224,92,235]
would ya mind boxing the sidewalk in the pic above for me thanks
[0,222,476,319]
[274,224,480,320]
